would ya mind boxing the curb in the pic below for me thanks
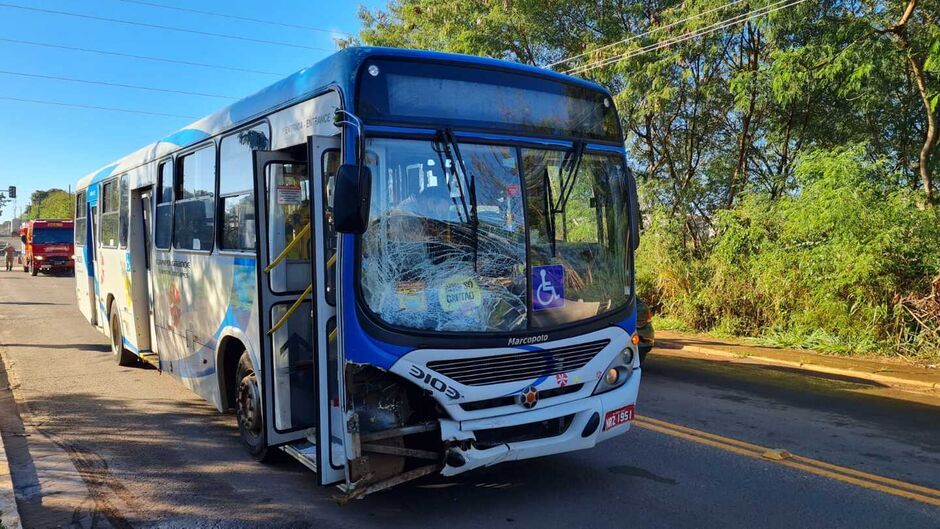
[0,345,23,529]
[657,341,939,393]
[0,421,22,529]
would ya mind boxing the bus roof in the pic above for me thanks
[76,47,611,192]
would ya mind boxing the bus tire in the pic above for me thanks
[235,352,272,462]
[109,306,135,366]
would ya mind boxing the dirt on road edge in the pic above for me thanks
[0,359,23,529]
[656,333,940,397]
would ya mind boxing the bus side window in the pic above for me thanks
[174,145,216,252]
[321,149,340,305]
[155,162,173,249]
[100,180,120,248]
[75,191,87,246]
[219,124,268,251]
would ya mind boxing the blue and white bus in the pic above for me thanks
[74,47,642,498]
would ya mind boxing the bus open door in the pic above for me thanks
[251,134,346,486]
[85,186,101,326]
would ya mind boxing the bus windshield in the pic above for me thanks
[32,227,73,244]
[361,137,632,333]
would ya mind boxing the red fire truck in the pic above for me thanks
[20,219,75,276]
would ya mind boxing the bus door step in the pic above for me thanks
[138,351,159,368]
[281,441,318,473]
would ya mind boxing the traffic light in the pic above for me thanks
[7,186,14,199]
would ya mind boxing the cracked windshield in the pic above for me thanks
[361,137,632,332]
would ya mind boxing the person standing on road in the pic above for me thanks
[4,244,16,271]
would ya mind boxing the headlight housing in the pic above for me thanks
[592,341,636,395]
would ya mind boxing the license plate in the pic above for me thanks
[603,404,635,431]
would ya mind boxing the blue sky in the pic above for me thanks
[0,0,383,223]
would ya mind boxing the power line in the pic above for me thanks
[0,37,286,76]
[0,2,336,52]
[0,96,198,118]
[113,0,353,37]
[573,0,803,73]
[0,69,237,99]
[568,0,806,75]
[547,0,750,69]
[572,0,806,73]
[566,1,783,74]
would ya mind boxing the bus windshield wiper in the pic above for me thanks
[431,133,472,224]
[442,129,477,229]
[557,142,584,214]
[546,142,584,255]
[435,130,480,269]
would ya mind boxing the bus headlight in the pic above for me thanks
[593,345,635,395]
[605,368,619,385]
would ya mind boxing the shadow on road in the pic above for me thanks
[642,355,940,453]
[4,343,112,352]
[0,301,67,306]
[6,377,615,528]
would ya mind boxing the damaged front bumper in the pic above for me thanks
[438,368,641,476]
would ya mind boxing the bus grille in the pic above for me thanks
[427,339,609,387]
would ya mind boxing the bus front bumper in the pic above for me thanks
[438,368,641,476]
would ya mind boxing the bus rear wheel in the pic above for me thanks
[235,352,272,462]
[109,306,135,366]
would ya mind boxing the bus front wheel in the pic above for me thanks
[235,352,272,462]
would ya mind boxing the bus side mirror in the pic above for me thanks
[333,164,371,234]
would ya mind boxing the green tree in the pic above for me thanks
[22,189,74,220]
[355,0,940,357]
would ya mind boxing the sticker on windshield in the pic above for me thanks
[532,265,565,311]
[439,275,482,312]
[397,281,427,312]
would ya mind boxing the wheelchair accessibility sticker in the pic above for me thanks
[532,264,565,311]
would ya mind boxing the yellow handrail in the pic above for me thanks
[264,222,311,272]
[327,253,336,269]
[267,283,312,335]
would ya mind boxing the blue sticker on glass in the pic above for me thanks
[532,264,565,311]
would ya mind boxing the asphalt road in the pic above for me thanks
[1,273,938,528]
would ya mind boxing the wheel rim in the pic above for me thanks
[237,374,263,441]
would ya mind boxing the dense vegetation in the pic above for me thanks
[20,189,74,220]
[349,0,939,360]
[0,189,75,235]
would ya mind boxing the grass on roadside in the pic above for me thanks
[652,315,692,332]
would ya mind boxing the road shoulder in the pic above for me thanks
[0,367,23,529]
[656,331,940,396]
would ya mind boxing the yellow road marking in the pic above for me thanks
[635,415,940,507]
[639,415,940,496]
